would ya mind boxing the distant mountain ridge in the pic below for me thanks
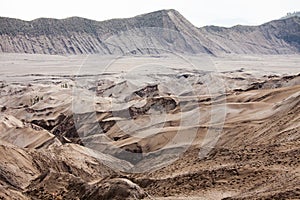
[0,9,299,55]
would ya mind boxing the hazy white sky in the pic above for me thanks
[1,0,299,27]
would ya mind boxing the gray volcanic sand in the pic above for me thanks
[0,53,299,199]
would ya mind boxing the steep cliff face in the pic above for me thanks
[0,9,299,55]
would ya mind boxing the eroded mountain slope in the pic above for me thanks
[0,9,299,55]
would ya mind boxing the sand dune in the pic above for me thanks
[0,54,299,199]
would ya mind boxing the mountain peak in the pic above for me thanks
[136,9,178,16]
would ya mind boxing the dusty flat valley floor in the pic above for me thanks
[0,53,299,199]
